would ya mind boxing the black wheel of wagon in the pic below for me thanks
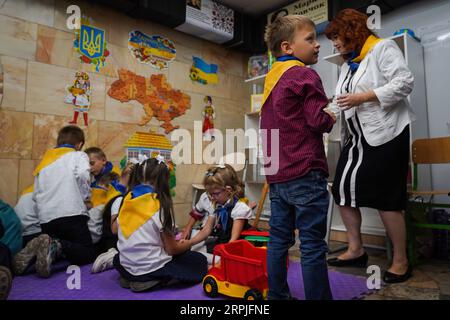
[244,289,263,300]
[203,276,218,297]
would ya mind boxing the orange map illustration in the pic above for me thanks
[108,69,191,133]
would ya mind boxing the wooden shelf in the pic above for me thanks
[322,52,344,66]
[246,111,260,116]
[244,74,266,84]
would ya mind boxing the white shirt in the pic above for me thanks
[87,204,104,244]
[14,193,41,236]
[336,39,415,146]
[111,196,124,216]
[194,192,215,228]
[211,198,252,228]
[117,210,172,276]
[33,151,91,224]
[229,201,252,220]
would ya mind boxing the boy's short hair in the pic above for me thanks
[264,15,315,57]
[57,125,85,147]
[84,147,106,160]
[98,171,119,187]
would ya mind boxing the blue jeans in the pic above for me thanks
[267,170,333,300]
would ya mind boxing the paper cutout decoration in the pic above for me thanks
[202,96,216,140]
[65,71,91,126]
[73,18,109,72]
[108,69,191,133]
[124,131,176,196]
[128,31,176,70]
[190,56,218,85]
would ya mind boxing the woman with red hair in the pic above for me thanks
[325,9,415,283]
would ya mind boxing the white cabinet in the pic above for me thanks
[323,33,431,238]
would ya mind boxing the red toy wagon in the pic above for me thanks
[202,240,268,300]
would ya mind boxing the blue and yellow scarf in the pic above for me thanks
[262,55,306,108]
[91,161,121,188]
[33,144,76,176]
[347,35,382,72]
[118,184,160,239]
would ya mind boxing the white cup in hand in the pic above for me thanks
[326,96,341,117]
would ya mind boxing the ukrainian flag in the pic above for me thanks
[191,56,218,84]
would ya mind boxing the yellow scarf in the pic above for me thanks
[111,165,121,176]
[104,184,123,205]
[351,35,382,63]
[91,187,108,208]
[21,185,34,196]
[262,59,305,107]
[91,184,125,208]
[119,192,160,239]
[33,147,76,176]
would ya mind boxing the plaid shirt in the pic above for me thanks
[260,66,334,184]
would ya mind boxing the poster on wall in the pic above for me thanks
[73,18,110,72]
[107,69,191,134]
[128,31,176,70]
[175,0,234,44]
[267,0,329,33]
[65,71,92,127]
[190,56,218,85]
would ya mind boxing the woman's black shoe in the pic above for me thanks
[383,265,413,284]
[327,252,368,268]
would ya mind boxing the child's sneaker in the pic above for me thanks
[35,234,62,278]
[0,266,12,300]
[12,234,45,275]
[91,248,118,273]
[129,280,161,292]
[119,277,130,289]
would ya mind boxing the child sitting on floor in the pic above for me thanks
[14,185,41,247]
[84,147,121,188]
[88,171,121,247]
[113,156,207,292]
[0,222,11,300]
[179,191,215,241]
[91,162,134,274]
[13,125,96,278]
[190,164,253,253]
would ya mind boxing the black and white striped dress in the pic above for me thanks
[331,69,410,211]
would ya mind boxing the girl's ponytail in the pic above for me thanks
[140,158,175,234]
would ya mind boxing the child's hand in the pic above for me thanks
[84,200,93,210]
[178,239,192,249]
[324,108,337,123]
[336,93,366,110]
[180,228,191,240]
[248,201,257,210]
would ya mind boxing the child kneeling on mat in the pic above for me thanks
[113,156,207,292]
[189,164,253,253]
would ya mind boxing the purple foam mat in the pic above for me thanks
[8,261,377,300]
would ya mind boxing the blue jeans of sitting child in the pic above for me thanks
[267,170,333,300]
